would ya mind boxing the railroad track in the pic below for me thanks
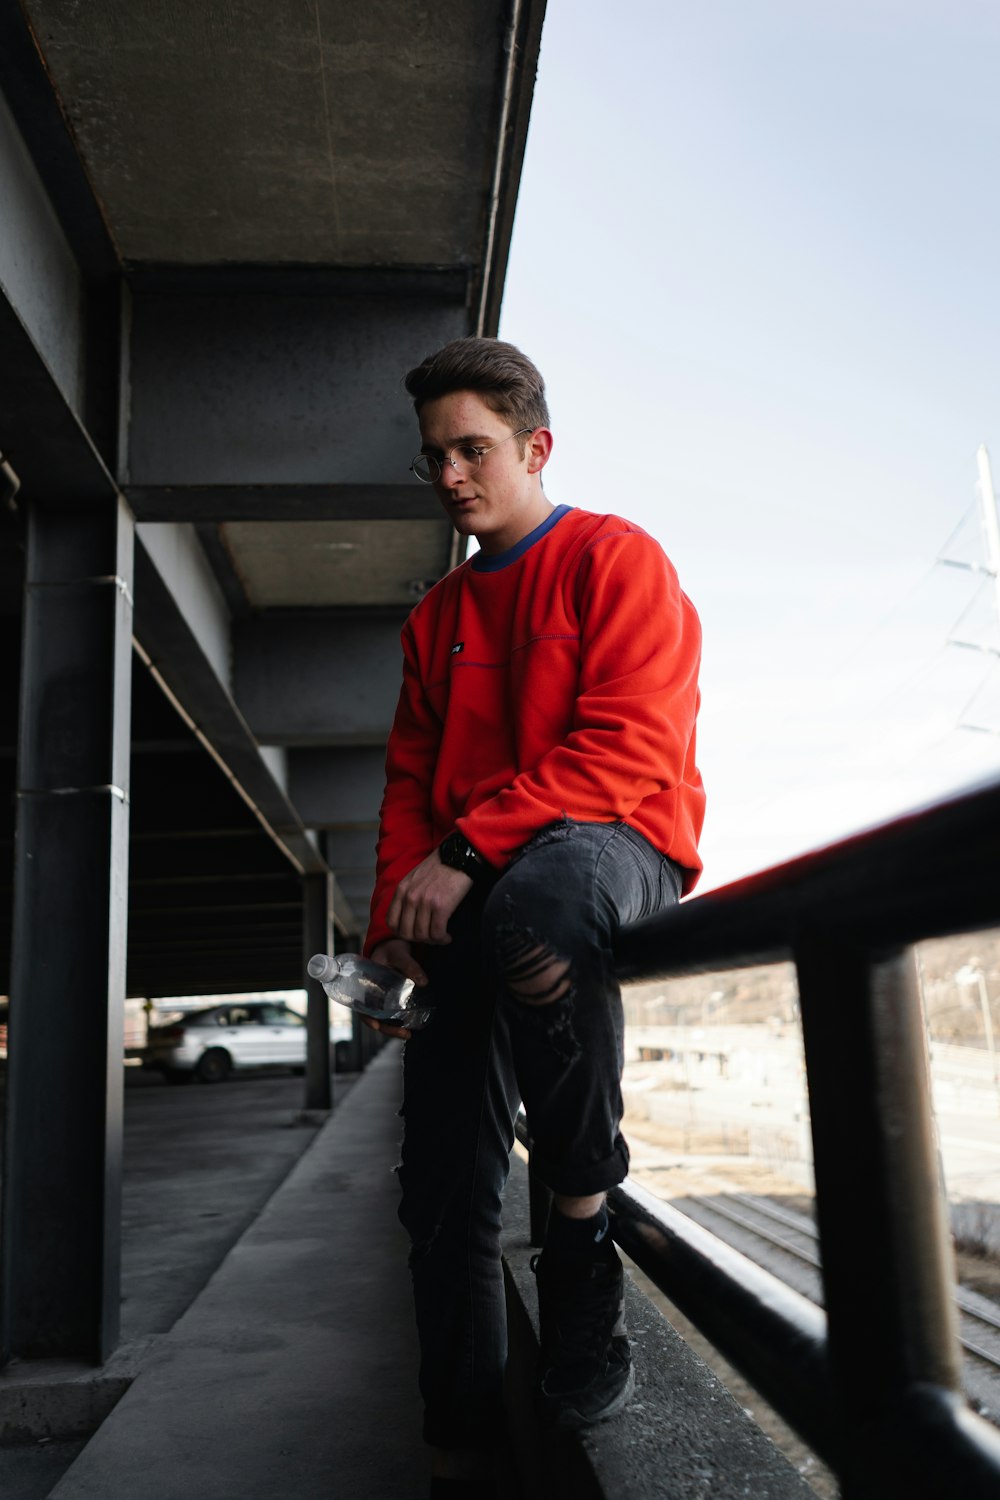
[669,1186,1000,1405]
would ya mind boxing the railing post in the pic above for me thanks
[796,936,962,1498]
[302,871,333,1111]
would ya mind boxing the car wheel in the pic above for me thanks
[163,1068,194,1086]
[196,1048,232,1084]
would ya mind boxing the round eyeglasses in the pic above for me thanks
[409,428,532,484]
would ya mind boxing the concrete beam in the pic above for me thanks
[127,266,469,299]
[333,874,376,919]
[0,7,117,284]
[288,748,387,829]
[324,828,379,870]
[0,195,117,508]
[0,45,123,479]
[236,617,403,747]
[133,528,358,935]
[320,830,377,932]
[0,276,118,507]
[0,86,87,425]
[303,872,333,1113]
[127,289,467,487]
[476,0,549,338]
[135,523,232,691]
[125,483,441,523]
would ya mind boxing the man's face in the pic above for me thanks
[417,389,547,556]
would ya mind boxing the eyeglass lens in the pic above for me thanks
[409,430,531,484]
[411,445,484,484]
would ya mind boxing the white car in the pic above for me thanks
[145,1000,353,1083]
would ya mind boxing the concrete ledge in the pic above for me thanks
[0,1345,151,1444]
[6,1055,821,1497]
[501,1161,817,1500]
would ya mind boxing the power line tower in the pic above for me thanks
[941,445,1000,734]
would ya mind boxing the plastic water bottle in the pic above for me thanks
[306,952,434,1030]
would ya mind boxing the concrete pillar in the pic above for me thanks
[2,498,133,1362]
[302,871,333,1112]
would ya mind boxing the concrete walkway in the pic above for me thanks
[50,1047,426,1500]
[5,1046,820,1500]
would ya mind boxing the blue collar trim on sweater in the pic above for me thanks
[470,505,572,572]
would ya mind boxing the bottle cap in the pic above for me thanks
[307,953,340,981]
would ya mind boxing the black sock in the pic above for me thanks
[544,1203,610,1258]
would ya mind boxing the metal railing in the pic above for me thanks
[521,773,1000,1499]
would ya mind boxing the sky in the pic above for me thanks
[499,0,1000,891]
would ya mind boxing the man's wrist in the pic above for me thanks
[438,830,490,883]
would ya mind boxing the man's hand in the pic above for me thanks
[387,849,472,945]
[370,938,429,988]
[364,939,429,1041]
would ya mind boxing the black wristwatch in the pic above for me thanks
[439,831,489,882]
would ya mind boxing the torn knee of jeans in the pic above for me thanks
[498,928,571,1005]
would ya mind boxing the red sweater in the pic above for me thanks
[366,506,705,953]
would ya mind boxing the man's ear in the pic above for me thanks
[526,427,553,474]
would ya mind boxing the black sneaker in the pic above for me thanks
[531,1243,635,1429]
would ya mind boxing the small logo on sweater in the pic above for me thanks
[451,642,465,655]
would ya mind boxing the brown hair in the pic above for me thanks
[404,337,550,446]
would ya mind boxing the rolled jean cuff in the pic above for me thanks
[529,1135,630,1197]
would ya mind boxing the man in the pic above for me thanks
[365,338,704,1497]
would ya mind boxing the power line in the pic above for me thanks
[720,453,1000,834]
[948,446,1000,735]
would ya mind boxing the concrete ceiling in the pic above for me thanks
[1,0,546,993]
[21,0,512,266]
[220,519,449,608]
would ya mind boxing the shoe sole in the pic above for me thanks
[542,1360,636,1432]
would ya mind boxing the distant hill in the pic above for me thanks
[624,928,1000,1046]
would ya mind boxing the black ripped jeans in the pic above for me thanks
[396,818,681,1448]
